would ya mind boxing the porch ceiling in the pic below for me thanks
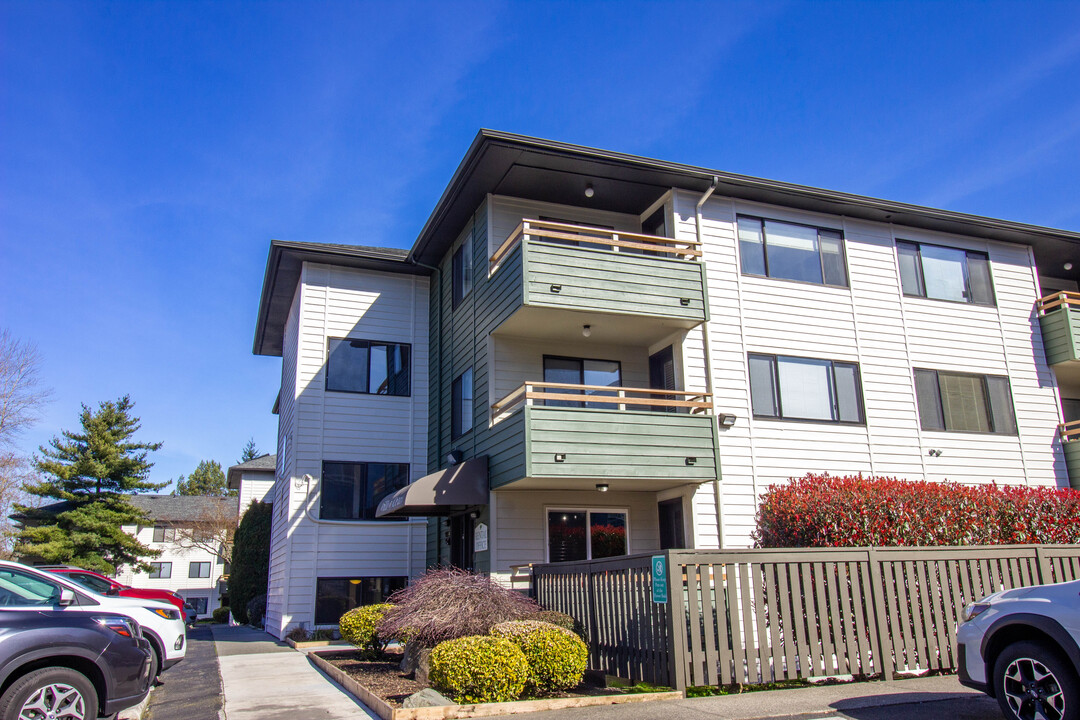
[493,306,696,347]
[494,477,705,493]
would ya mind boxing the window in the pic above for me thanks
[897,241,994,305]
[537,216,613,251]
[749,354,864,423]
[326,339,411,396]
[187,597,208,615]
[738,216,848,287]
[315,576,407,625]
[320,461,410,521]
[152,526,176,543]
[0,567,62,606]
[543,356,622,409]
[547,510,628,562]
[69,572,114,594]
[149,562,172,579]
[188,562,211,579]
[914,369,1017,434]
[452,368,474,439]
[452,241,473,309]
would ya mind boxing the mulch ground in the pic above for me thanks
[319,649,636,708]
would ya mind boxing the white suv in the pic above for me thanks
[0,560,186,676]
[957,578,1080,720]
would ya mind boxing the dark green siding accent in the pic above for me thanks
[489,407,719,488]
[481,411,527,488]
[1066,442,1080,490]
[1040,307,1080,366]
[522,241,707,322]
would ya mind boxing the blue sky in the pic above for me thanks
[2,1,1079,489]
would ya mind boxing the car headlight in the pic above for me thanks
[146,607,181,621]
[96,615,141,638]
[961,602,991,623]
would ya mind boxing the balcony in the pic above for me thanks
[488,219,707,345]
[1038,292,1080,366]
[1063,421,1080,489]
[483,382,719,491]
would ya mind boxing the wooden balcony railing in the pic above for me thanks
[491,381,713,417]
[1062,420,1080,444]
[1037,291,1080,315]
[489,218,702,274]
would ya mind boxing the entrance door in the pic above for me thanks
[448,514,475,570]
[658,498,685,550]
[649,345,676,412]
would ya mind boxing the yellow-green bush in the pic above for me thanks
[429,635,529,703]
[490,620,588,693]
[339,603,392,658]
[526,610,586,641]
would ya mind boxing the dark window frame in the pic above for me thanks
[152,526,176,543]
[748,353,866,425]
[896,240,996,306]
[542,355,624,409]
[188,562,211,579]
[314,576,407,626]
[319,461,410,522]
[913,368,1017,435]
[325,338,412,397]
[149,562,172,579]
[187,597,208,615]
[452,240,473,310]
[452,367,474,440]
[737,215,850,288]
[545,508,629,562]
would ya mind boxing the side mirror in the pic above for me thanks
[106,587,120,596]
[58,588,76,607]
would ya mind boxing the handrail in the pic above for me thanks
[489,218,702,273]
[492,381,713,416]
[1062,419,1080,443]
[1037,291,1080,315]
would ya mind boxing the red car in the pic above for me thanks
[39,565,187,615]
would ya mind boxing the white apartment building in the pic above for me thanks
[227,453,277,517]
[252,130,1080,638]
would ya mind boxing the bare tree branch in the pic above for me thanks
[168,499,237,565]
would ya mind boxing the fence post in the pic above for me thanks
[865,547,893,681]
[1035,545,1052,585]
[665,550,689,692]
[587,562,600,672]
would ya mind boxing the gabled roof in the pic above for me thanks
[253,129,1080,356]
[13,495,238,524]
[227,453,276,489]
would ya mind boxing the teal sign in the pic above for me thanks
[651,555,668,603]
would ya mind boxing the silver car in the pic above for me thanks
[957,579,1080,720]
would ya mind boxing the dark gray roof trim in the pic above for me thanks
[227,454,276,488]
[254,240,423,356]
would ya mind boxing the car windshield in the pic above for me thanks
[53,573,106,598]
[68,572,114,594]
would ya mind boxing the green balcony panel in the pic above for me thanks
[1039,305,1080,366]
[1066,442,1080,490]
[489,406,719,491]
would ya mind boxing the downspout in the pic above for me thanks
[695,177,723,549]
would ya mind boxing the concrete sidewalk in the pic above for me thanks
[211,625,378,720]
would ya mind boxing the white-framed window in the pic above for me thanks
[546,508,629,562]
[748,353,865,424]
[152,526,176,543]
[149,562,172,579]
[188,562,211,579]
[738,216,848,287]
[897,241,994,306]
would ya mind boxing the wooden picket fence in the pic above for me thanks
[532,545,1080,691]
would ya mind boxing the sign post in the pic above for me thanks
[651,554,668,603]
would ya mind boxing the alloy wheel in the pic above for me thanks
[1003,656,1067,720]
[17,683,86,720]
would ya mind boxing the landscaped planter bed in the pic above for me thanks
[308,649,681,720]
[286,638,351,649]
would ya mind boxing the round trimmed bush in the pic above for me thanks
[526,610,586,641]
[339,604,392,657]
[490,620,587,693]
[212,606,230,624]
[429,635,529,704]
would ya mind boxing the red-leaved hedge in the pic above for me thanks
[754,473,1080,548]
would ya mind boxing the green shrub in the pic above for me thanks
[490,620,587,693]
[229,501,271,624]
[527,610,586,641]
[212,606,230,624]
[429,636,529,704]
[286,626,310,642]
[247,593,267,628]
[339,604,392,658]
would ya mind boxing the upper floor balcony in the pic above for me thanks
[488,219,708,346]
[483,381,719,492]
[1063,421,1080,489]
[1038,291,1080,366]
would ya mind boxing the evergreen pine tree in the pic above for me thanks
[240,438,259,463]
[14,395,165,573]
[173,459,233,496]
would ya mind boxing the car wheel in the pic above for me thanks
[0,666,99,720]
[993,641,1079,720]
[148,644,161,681]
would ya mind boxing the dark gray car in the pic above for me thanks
[0,609,153,719]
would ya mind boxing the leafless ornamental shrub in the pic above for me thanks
[378,568,539,647]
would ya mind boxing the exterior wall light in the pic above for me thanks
[596,483,609,492]
[554,453,566,462]
[446,449,464,465]
[584,183,595,198]
[582,325,592,338]
[718,414,737,427]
